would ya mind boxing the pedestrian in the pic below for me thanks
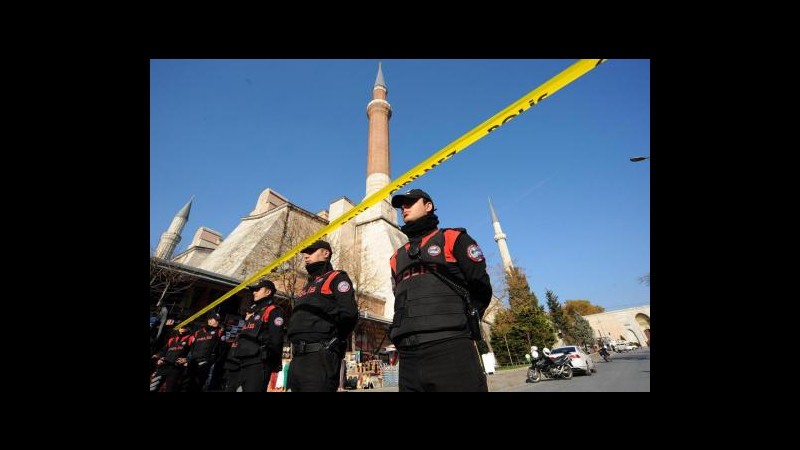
[388,188,493,391]
[186,311,226,392]
[150,325,194,392]
[287,240,358,392]
[224,278,286,392]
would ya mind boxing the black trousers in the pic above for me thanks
[225,359,270,392]
[151,364,186,392]
[288,349,341,392]
[186,360,216,392]
[398,336,488,392]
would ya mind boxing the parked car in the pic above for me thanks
[548,345,596,375]
[614,342,634,352]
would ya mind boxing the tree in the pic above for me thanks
[150,257,193,308]
[505,267,541,310]
[489,308,516,366]
[486,267,556,366]
[563,300,605,317]
[567,312,595,348]
[545,289,568,338]
[269,214,320,312]
[334,239,387,353]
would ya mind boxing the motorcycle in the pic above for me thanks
[526,347,573,383]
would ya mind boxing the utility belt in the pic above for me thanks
[291,337,339,356]
[394,329,467,349]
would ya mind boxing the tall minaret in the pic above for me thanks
[489,197,514,272]
[366,61,392,198]
[154,196,193,260]
[359,61,396,224]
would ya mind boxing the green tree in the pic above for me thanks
[506,267,540,310]
[546,289,568,338]
[512,304,556,351]
[486,268,556,366]
[567,312,594,347]
[489,309,516,365]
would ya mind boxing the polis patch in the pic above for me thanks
[467,244,484,262]
[427,245,441,257]
[274,317,284,327]
[337,281,351,293]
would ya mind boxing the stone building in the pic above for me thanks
[583,305,651,347]
[154,63,413,353]
[153,62,518,355]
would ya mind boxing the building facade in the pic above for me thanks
[583,305,651,347]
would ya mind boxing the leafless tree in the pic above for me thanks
[334,238,386,353]
[150,257,193,308]
[270,213,320,310]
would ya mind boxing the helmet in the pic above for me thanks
[543,347,551,356]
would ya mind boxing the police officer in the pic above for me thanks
[224,279,286,392]
[287,240,358,392]
[150,325,194,392]
[389,189,493,392]
[186,312,225,392]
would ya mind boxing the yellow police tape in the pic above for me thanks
[174,59,607,330]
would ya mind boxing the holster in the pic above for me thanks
[465,303,483,342]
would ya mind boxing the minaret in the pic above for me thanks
[365,61,392,199]
[358,60,396,224]
[489,197,514,272]
[155,196,193,260]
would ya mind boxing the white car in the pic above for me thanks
[548,346,596,375]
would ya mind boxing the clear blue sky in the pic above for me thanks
[150,59,650,312]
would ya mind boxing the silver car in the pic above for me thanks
[548,346,596,375]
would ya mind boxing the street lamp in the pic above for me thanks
[630,156,650,162]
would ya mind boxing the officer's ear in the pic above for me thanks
[423,200,434,213]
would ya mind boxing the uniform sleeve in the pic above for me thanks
[262,307,286,359]
[332,271,358,340]
[453,232,493,315]
[210,329,225,364]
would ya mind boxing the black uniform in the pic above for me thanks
[287,261,358,392]
[151,330,193,392]
[225,299,285,392]
[389,226,492,392]
[187,324,225,391]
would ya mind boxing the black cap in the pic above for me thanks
[391,189,434,209]
[247,278,276,293]
[207,311,222,321]
[300,239,332,255]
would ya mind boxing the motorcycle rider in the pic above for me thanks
[599,345,611,362]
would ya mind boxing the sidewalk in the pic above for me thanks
[348,366,530,392]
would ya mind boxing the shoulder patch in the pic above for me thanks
[337,280,351,292]
[273,317,284,327]
[467,244,485,262]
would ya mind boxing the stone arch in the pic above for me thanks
[636,313,650,347]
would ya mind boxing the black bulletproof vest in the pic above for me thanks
[287,270,340,342]
[389,229,468,344]
[191,326,222,362]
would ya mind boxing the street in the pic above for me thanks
[498,347,650,392]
